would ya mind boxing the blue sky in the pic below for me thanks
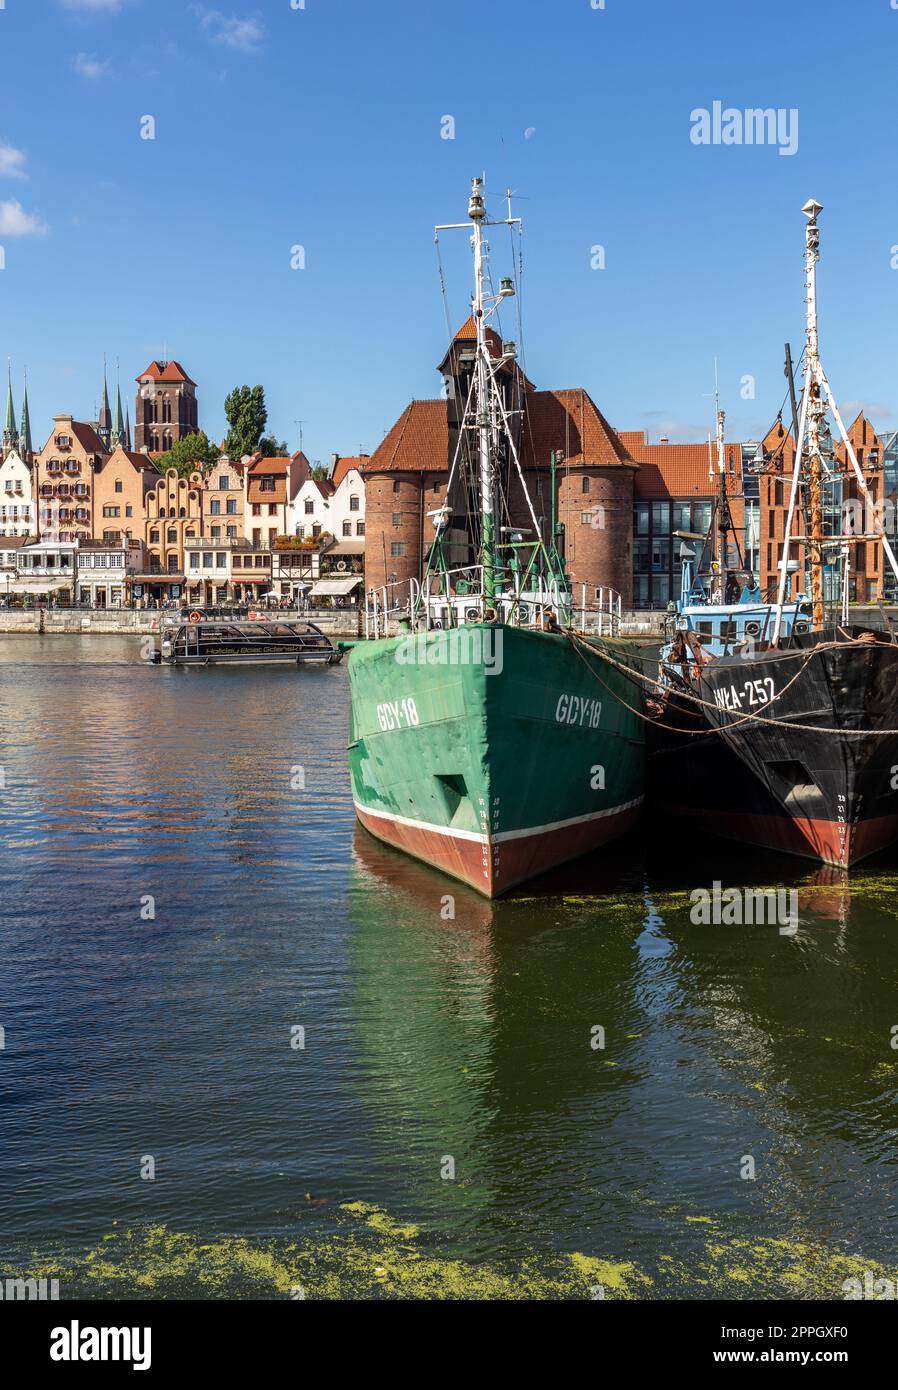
[2,0,898,463]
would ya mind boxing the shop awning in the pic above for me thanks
[328,540,366,555]
[309,576,362,597]
[7,575,73,593]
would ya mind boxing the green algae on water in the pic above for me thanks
[13,1202,898,1300]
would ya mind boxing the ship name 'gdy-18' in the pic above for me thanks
[555,694,602,728]
[376,699,421,730]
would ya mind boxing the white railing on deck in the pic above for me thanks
[364,574,623,640]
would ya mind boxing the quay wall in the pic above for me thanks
[0,606,890,641]
[0,610,363,637]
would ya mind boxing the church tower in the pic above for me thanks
[134,360,199,454]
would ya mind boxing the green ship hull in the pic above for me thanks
[347,624,646,897]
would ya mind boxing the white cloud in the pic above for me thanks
[0,143,27,179]
[196,8,265,53]
[0,200,49,237]
[73,53,111,80]
[60,0,123,12]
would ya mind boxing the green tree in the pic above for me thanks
[259,434,290,457]
[223,384,271,460]
[156,431,221,478]
[310,464,329,481]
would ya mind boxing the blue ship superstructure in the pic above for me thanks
[660,544,811,671]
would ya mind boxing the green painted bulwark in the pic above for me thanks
[348,624,646,895]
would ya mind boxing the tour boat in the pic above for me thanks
[155,615,343,666]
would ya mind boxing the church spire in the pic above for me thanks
[3,361,18,457]
[112,371,125,448]
[20,368,32,460]
[98,356,112,449]
[125,403,132,451]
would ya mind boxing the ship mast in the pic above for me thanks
[803,202,826,630]
[773,200,898,644]
[714,389,727,603]
[468,177,496,607]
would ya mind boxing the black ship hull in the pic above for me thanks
[650,627,898,868]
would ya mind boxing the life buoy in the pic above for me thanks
[189,611,202,625]
[336,560,348,572]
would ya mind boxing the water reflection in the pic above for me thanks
[348,824,898,1273]
[1,640,897,1293]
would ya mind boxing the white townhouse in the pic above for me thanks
[288,454,367,549]
[0,448,35,538]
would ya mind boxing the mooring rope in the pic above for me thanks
[567,630,898,739]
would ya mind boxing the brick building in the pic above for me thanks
[245,452,311,549]
[362,319,637,603]
[134,360,199,454]
[203,457,245,542]
[141,467,203,601]
[620,431,748,609]
[34,416,107,544]
[93,445,159,545]
[758,412,889,604]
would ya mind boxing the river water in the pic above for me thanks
[1,635,897,1299]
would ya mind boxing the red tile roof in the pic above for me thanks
[452,313,504,358]
[522,389,635,469]
[247,456,291,475]
[70,421,107,455]
[331,454,368,487]
[106,446,159,473]
[364,400,447,473]
[136,360,196,386]
[364,391,635,473]
[626,433,742,497]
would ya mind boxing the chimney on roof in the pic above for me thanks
[331,453,339,465]
[659,435,669,444]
